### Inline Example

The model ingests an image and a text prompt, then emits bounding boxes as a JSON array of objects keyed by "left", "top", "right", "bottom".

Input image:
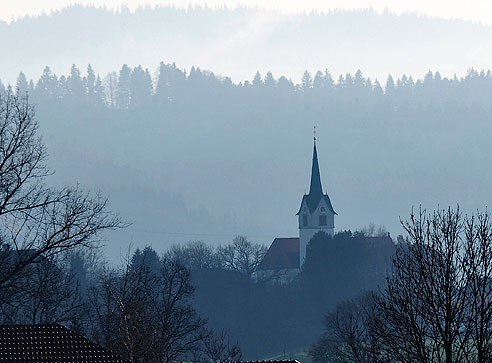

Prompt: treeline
[
  {"left": 1, "top": 238, "right": 261, "bottom": 362},
  {"left": 6, "top": 63, "right": 492, "bottom": 112},
  {"left": 0, "top": 228, "right": 395, "bottom": 360},
  {"left": 3, "top": 4, "right": 491, "bottom": 97}
]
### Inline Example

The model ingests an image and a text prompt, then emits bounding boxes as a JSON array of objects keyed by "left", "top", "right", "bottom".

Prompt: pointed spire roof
[
  {"left": 297, "top": 136, "right": 337, "bottom": 216},
  {"left": 309, "top": 141, "right": 323, "bottom": 196}
]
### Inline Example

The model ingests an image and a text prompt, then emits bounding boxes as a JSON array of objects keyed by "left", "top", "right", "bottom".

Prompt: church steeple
[
  {"left": 309, "top": 141, "right": 323, "bottom": 196},
  {"left": 298, "top": 133, "right": 336, "bottom": 266}
]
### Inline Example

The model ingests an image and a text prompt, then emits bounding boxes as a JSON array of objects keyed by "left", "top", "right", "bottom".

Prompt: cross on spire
[{"left": 313, "top": 125, "right": 317, "bottom": 142}]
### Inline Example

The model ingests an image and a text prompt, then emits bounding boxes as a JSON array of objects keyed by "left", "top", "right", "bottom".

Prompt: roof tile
[{"left": 0, "top": 324, "right": 129, "bottom": 363}]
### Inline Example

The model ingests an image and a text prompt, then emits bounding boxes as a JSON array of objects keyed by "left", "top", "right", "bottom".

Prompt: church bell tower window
[
  {"left": 302, "top": 214, "right": 308, "bottom": 227},
  {"left": 319, "top": 215, "right": 327, "bottom": 226}
]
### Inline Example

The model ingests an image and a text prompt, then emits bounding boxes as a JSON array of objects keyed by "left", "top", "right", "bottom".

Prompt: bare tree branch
[{"left": 0, "top": 89, "right": 124, "bottom": 292}]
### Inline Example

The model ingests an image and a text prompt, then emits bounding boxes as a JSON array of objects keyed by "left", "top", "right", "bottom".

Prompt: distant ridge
[{"left": 1, "top": 5, "right": 491, "bottom": 84}]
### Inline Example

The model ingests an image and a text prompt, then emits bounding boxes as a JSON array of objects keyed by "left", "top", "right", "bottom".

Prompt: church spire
[{"left": 309, "top": 138, "right": 323, "bottom": 196}]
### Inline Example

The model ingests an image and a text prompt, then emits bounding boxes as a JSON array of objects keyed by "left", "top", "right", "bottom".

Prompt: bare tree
[
  {"left": 198, "top": 329, "right": 242, "bottom": 363},
  {"left": 353, "top": 223, "right": 388, "bottom": 237},
  {"left": 89, "top": 249, "right": 208, "bottom": 363},
  {"left": 1, "top": 256, "right": 83, "bottom": 324},
  {"left": 165, "top": 240, "right": 220, "bottom": 271},
  {"left": 87, "top": 267, "right": 121, "bottom": 353},
  {"left": 218, "top": 235, "right": 267, "bottom": 283},
  {"left": 0, "top": 90, "right": 122, "bottom": 293},
  {"left": 371, "top": 207, "right": 471, "bottom": 363},
  {"left": 310, "top": 293, "right": 383, "bottom": 363},
  {"left": 464, "top": 211, "right": 492, "bottom": 363},
  {"left": 314, "top": 207, "right": 492, "bottom": 363}
]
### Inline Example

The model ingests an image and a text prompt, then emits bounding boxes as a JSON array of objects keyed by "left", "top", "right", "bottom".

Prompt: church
[{"left": 256, "top": 137, "right": 337, "bottom": 282}]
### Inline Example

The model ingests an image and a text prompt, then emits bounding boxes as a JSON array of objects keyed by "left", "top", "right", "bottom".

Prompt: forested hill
[
  {"left": 1, "top": 5, "right": 492, "bottom": 84},
  {"left": 3, "top": 65, "right": 492, "bottom": 259}
]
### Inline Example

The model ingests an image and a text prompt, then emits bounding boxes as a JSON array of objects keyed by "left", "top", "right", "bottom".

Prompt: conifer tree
[
  {"left": 252, "top": 71, "right": 263, "bottom": 88},
  {"left": 264, "top": 71, "right": 276, "bottom": 89},
  {"left": 68, "top": 64, "right": 85, "bottom": 99},
  {"left": 94, "top": 75, "right": 105, "bottom": 107},
  {"left": 129, "top": 65, "right": 153, "bottom": 108},
  {"left": 16, "top": 72, "right": 29, "bottom": 97},
  {"left": 313, "top": 71, "right": 324, "bottom": 89},
  {"left": 324, "top": 69, "right": 334, "bottom": 88},
  {"left": 373, "top": 79, "right": 383, "bottom": 96},
  {"left": 385, "top": 74, "right": 395, "bottom": 96},
  {"left": 116, "top": 64, "right": 131, "bottom": 109},
  {"left": 103, "top": 72, "right": 118, "bottom": 108},
  {"left": 35, "top": 66, "right": 58, "bottom": 99},
  {"left": 155, "top": 62, "right": 185, "bottom": 104},
  {"left": 86, "top": 64, "right": 96, "bottom": 103},
  {"left": 301, "top": 70, "right": 313, "bottom": 91}
]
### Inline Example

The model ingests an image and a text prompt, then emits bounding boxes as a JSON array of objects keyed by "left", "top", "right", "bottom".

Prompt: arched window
[
  {"left": 302, "top": 214, "right": 308, "bottom": 227},
  {"left": 319, "top": 215, "right": 327, "bottom": 226}
]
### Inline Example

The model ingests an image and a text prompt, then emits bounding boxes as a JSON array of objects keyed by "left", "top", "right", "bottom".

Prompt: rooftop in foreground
[{"left": 0, "top": 324, "right": 129, "bottom": 363}]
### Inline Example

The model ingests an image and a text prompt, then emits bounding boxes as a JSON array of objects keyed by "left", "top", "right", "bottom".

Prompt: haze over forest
[
  {"left": 2, "top": 5, "right": 492, "bottom": 260},
  {"left": 2, "top": 5, "right": 492, "bottom": 84}
]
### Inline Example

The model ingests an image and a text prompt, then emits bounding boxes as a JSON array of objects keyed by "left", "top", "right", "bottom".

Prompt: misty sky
[{"left": 3, "top": 0, "right": 492, "bottom": 25}]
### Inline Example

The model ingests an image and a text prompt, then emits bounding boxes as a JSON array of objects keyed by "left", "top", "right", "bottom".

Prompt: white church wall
[{"left": 298, "top": 198, "right": 335, "bottom": 265}]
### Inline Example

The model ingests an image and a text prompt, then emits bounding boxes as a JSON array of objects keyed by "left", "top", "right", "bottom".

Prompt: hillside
[
  {"left": 2, "top": 5, "right": 492, "bottom": 84},
  {"left": 3, "top": 61, "right": 492, "bottom": 260}
]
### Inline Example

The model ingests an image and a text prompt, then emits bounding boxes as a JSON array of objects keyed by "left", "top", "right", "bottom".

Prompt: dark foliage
[{"left": 302, "top": 231, "right": 395, "bottom": 309}]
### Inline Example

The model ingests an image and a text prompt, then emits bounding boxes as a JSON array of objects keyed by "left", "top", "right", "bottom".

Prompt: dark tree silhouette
[
  {"left": 88, "top": 248, "right": 210, "bottom": 363},
  {"left": 310, "top": 293, "right": 381, "bottom": 363},
  {"left": 371, "top": 208, "right": 470, "bottom": 363},
  {"left": 217, "top": 235, "right": 267, "bottom": 283},
  {"left": 165, "top": 241, "right": 219, "bottom": 271},
  {"left": 199, "top": 329, "right": 242, "bottom": 363},
  {"left": 2, "top": 256, "right": 83, "bottom": 325}
]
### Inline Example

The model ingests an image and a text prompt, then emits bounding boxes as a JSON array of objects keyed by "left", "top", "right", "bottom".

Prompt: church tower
[{"left": 297, "top": 137, "right": 336, "bottom": 266}]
